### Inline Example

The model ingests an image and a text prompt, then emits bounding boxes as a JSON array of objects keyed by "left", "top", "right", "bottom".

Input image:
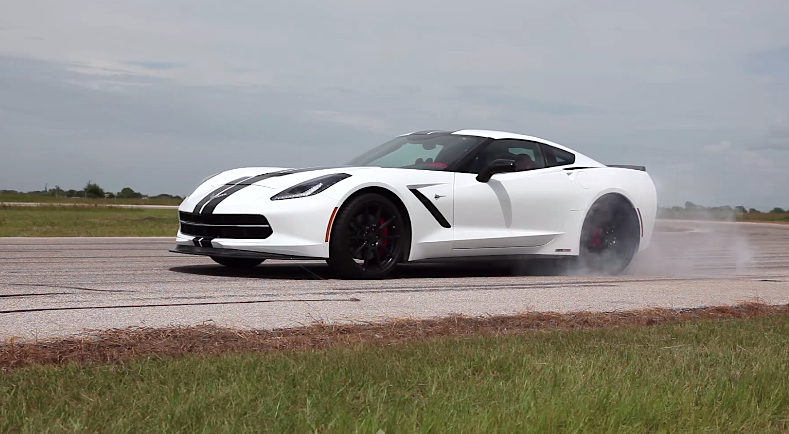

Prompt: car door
[{"left": 452, "top": 139, "right": 575, "bottom": 250}]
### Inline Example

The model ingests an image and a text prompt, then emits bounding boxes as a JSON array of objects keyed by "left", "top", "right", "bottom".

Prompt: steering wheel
[{"left": 410, "top": 157, "right": 448, "bottom": 169}]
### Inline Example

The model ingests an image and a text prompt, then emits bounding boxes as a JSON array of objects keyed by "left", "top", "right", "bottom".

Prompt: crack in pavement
[
  {"left": 0, "top": 292, "right": 72, "bottom": 298},
  {"left": 0, "top": 297, "right": 362, "bottom": 314},
  {"left": 5, "top": 283, "right": 132, "bottom": 293}
]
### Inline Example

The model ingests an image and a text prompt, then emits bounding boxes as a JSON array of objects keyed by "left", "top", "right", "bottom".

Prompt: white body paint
[{"left": 175, "top": 130, "right": 657, "bottom": 263}]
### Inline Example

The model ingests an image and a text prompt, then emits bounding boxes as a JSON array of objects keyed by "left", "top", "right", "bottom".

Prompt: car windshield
[{"left": 346, "top": 134, "right": 485, "bottom": 170}]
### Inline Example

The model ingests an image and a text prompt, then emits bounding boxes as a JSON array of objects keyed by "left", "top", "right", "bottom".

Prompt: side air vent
[{"left": 408, "top": 189, "right": 451, "bottom": 228}]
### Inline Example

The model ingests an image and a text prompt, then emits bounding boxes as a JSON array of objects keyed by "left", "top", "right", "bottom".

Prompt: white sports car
[{"left": 171, "top": 129, "right": 657, "bottom": 279}]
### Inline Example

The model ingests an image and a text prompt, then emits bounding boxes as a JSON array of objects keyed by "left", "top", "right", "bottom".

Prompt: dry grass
[{"left": 3, "top": 302, "right": 787, "bottom": 370}]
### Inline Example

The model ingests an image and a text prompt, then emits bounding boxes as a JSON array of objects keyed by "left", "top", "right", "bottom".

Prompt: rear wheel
[
  {"left": 327, "top": 193, "right": 407, "bottom": 279},
  {"left": 210, "top": 257, "right": 265, "bottom": 268},
  {"left": 575, "top": 195, "right": 641, "bottom": 275}
]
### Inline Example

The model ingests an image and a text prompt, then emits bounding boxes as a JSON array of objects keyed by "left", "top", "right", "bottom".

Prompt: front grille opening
[{"left": 179, "top": 212, "right": 273, "bottom": 239}]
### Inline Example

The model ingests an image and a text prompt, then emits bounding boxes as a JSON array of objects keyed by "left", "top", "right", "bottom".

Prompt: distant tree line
[
  {"left": 658, "top": 201, "right": 788, "bottom": 220},
  {"left": 0, "top": 181, "right": 183, "bottom": 201},
  {"left": 2, "top": 184, "right": 786, "bottom": 217}
]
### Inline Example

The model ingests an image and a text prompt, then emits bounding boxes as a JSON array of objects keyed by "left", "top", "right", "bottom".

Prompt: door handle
[{"left": 434, "top": 194, "right": 446, "bottom": 200}]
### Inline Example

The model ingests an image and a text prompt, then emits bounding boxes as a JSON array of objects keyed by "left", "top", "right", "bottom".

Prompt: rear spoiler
[{"left": 607, "top": 164, "right": 646, "bottom": 172}]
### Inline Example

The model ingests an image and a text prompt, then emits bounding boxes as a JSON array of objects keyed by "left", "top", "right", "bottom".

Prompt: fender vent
[{"left": 408, "top": 189, "right": 451, "bottom": 228}]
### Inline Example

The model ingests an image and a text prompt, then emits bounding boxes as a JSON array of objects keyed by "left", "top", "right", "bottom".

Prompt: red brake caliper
[{"left": 591, "top": 227, "right": 603, "bottom": 248}]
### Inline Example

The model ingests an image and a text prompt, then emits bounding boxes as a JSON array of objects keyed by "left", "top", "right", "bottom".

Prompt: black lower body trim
[
  {"left": 409, "top": 188, "right": 451, "bottom": 228},
  {"left": 170, "top": 244, "right": 320, "bottom": 261}
]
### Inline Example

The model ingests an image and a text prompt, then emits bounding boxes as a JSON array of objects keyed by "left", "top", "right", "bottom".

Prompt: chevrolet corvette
[{"left": 170, "top": 129, "right": 657, "bottom": 279}]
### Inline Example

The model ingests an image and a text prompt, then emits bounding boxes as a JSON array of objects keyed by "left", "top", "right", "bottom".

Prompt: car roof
[
  {"left": 451, "top": 129, "right": 574, "bottom": 152},
  {"left": 398, "top": 129, "right": 600, "bottom": 165}
]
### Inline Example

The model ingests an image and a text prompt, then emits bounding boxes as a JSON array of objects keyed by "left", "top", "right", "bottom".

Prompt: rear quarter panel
[{"left": 570, "top": 167, "right": 657, "bottom": 251}]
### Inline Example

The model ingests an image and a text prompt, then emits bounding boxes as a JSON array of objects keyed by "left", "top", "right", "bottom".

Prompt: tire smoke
[{"left": 626, "top": 216, "right": 757, "bottom": 277}]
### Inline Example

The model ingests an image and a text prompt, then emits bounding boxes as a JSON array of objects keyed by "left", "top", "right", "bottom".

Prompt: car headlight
[{"left": 270, "top": 173, "right": 351, "bottom": 201}]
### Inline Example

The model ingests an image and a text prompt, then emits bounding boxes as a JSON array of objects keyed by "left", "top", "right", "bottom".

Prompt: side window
[
  {"left": 468, "top": 139, "right": 546, "bottom": 173},
  {"left": 541, "top": 144, "right": 576, "bottom": 167}
]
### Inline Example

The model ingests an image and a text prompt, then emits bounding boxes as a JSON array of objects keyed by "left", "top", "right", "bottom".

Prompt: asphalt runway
[{"left": 2, "top": 220, "right": 788, "bottom": 340}]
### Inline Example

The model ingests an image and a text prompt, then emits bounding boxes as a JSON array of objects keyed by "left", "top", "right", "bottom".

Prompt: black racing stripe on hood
[
  {"left": 192, "top": 176, "right": 251, "bottom": 214},
  {"left": 231, "top": 166, "right": 347, "bottom": 185},
  {"left": 198, "top": 166, "right": 346, "bottom": 215}
]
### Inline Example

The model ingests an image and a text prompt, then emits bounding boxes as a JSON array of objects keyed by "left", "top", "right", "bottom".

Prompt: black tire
[
  {"left": 210, "top": 256, "right": 265, "bottom": 268},
  {"left": 575, "top": 195, "right": 641, "bottom": 275},
  {"left": 327, "top": 192, "right": 408, "bottom": 279}
]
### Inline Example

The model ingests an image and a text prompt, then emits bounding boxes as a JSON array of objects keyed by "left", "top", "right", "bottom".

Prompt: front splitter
[{"left": 170, "top": 244, "right": 320, "bottom": 261}]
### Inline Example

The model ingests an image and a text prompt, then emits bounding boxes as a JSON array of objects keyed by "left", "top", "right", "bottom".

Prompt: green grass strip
[
  {"left": 2, "top": 316, "right": 789, "bottom": 433},
  {"left": 0, "top": 206, "right": 178, "bottom": 237}
]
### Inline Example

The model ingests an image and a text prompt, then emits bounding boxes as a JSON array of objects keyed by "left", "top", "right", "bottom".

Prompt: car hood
[{"left": 201, "top": 166, "right": 378, "bottom": 191}]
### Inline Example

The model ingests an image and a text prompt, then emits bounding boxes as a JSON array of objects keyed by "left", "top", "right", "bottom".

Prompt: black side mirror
[{"left": 476, "top": 159, "right": 517, "bottom": 183}]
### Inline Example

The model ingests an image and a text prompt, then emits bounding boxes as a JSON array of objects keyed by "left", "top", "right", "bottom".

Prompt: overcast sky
[{"left": 1, "top": 1, "right": 788, "bottom": 209}]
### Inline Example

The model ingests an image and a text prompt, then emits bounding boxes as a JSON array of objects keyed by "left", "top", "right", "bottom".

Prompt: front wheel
[
  {"left": 210, "top": 256, "right": 265, "bottom": 268},
  {"left": 327, "top": 193, "right": 408, "bottom": 279}
]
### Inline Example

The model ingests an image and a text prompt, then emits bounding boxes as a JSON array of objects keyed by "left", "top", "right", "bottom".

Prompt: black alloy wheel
[
  {"left": 576, "top": 195, "right": 640, "bottom": 275},
  {"left": 210, "top": 256, "right": 265, "bottom": 268},
  {"left": 328, "top": 193, "right": 407, "bottom": 279}
]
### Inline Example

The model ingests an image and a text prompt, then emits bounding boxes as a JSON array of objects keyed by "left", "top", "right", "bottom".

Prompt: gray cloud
[
  {"left": 743, "top": 121, "right": 789, "bottom": 151},
  {"left": 745, "top": 46, "right": 789, "bottom": 79},
  {"left": 0, "top": 56, "right": 391, "bottom": 195},
  {"left": 455, "top": 85, "right": 600, "bottom": 116},
  {"left": 0, "top": 0, "right": 788, "bottom": 209},
  {"left": 763, "top": 122, "right": 789, "bottom": 150},
  {"left": 126, "top": 61, "right": 185, "bottom": 70}
]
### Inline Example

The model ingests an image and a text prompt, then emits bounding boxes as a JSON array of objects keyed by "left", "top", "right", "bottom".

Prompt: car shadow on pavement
[{"left": 168, "top": 259, "right": 566, "bottom": 280}]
